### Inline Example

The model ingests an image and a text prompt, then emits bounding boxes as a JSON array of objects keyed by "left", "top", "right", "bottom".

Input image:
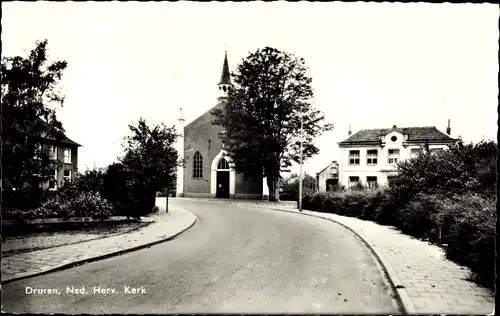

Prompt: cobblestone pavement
[
  {"left": 1, "top": 205, "right": 196, "bottom": 284},
  {"left": 184, "top": 198, "right": 495, "bottom": 314}
]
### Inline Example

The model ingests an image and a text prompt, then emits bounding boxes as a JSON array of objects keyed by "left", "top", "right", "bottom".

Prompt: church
[{"left": 175, "top": 52, "right": 269, "bottom": 199}]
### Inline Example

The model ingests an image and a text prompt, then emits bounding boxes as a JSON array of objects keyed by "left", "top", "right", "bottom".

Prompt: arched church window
[
  {"left": 223, "top": 86, "right": 227, "bottom": 92},
  {"left": 217, "top": 158, "right": 229, "bottom": 170},
  {"left": 193, "top": 151, "right": 203, "bottom": 179}
]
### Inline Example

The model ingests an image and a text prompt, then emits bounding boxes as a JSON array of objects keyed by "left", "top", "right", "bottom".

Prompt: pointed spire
[{"left": 219, "top": 51, "right": 232, "bottom": 85}]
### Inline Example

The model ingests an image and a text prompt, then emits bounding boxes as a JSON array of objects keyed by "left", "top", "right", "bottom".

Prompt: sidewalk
[
  {"left": 190, "top": 198, "right": 495, "bottom": 314},
  {"left": 1, "top": 205, "right": 197, "bottom": 284}
]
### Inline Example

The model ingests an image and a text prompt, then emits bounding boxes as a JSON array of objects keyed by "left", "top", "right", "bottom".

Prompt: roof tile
[{"left": 340, "top": 126, "right": 455, "bottom": 144}]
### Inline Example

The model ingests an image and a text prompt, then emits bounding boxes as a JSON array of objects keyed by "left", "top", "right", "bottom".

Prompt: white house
[
  {"left": 337, "top": 122, "right": 458, "bottom": 188},
  {"left": 316, "top": 161, "right": 339, "bottom": 192}
]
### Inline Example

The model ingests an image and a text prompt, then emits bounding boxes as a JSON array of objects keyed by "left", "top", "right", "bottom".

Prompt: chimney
[
  {"left": 446, "top": 119, "right": 451, "bottom": 135},
  {"left": 392, "top": 125, "right": 397, "bottom": 129},
  {"left": 348, "top": 124, "right": 352, "bottom": 136}
]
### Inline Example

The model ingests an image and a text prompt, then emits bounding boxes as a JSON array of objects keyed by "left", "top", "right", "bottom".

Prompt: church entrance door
[{"left": 216, "top": 171, "right": 230, "bottom": 198}]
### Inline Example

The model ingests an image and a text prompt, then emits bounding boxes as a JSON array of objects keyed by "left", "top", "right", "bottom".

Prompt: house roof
[
  {"left": 339, "top": 126, "right": 456, "bottom": 144},
  {"left": 3, "top": 105, "right": 81, "bottom": 147},
  {"left": 317, "top": 161, "right": 339, "bottom": 175},
  {"left": 35, "top": 118, "right": 81, "bottom": 147}
]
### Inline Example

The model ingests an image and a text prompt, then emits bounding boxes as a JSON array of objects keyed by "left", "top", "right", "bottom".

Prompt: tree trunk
[
  {"left": 266, "top": 166, "right": 280, "bottom": 202},
  {"left": 266, "top": 176, "right": 276, "bottom": 201}
]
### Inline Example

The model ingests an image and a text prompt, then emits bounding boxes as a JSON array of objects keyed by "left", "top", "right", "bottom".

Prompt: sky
[{"left": 2, "top": 2, "right": 498, "bottom": 176}]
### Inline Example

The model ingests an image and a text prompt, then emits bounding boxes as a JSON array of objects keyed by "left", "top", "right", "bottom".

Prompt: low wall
[{"left": 1, "top": 217, "right": 142, "bottom": 237}]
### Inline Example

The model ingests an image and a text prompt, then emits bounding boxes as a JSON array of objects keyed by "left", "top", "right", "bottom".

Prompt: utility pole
[
  {"left": 165, "top": 184, "right": 169, "bottom": 213},
  {"left": 298, "top": 114, "right": 304, "bottom": 212}
]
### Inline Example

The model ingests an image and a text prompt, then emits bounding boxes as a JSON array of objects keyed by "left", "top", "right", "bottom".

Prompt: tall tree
[
  {"left": 119, "top": 118, "right": 181, "bottom": 215},
  {"left": 1, "top": 40, "right": 68, "bottom": 201},
  {"left": 212, "top": 47, "right": 333, "bottom": 201}
]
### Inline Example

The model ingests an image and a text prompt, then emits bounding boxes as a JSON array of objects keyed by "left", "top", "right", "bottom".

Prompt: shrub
[
  {"left": 389, "top": 140, "right": 497, "bottom": 199},
  {"left": 280, "top": 173, "right": 316, "bottom": 201},
  {"left": 433, "top": 193, "right": 496, "bottom": 288},
  {"left": 2, "top": 192, "right": 114, "bottom": 220},
  {"left": 39, "top": 195, "right": 71, "bottom": 218},
  {"left": 58, "top": 168, "right": 106, "bottom": 200},
  {"left": 394, "top": 193, "right": 443, "bottom": 239},
  {"left": 2, "top": 187, "right": 57, "bottom": 211},
  {"left": 341, "top": 190, "right": 377, "bottom": 217},
  {"left": 302, "top": 189, "right": 386, "bottom": 218},
  {"left": 66, "top": 192, "right": 115, "bottom": 220},
  {"left": 361, "top": 189, "right": 390, "bottom": 221},
  {"left": 302, "top": 194, "right": 312, "bottom": 209},
  {"left": 39, "top": 192, "right": 114, "bottom": 220},
  {"left": 350, "top": 182, "right": 366, "bottom": 191}
]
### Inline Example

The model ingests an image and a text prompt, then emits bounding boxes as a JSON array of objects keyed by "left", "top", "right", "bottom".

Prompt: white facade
[
  {"left": 317, "top": 161, "right": 339, "bottom": 192},
  {"left": 175, "top": 107, "right": 185, "bottom": 197},
  {"left": 338, "top": 129, "right": 454, "bottom": 188}
]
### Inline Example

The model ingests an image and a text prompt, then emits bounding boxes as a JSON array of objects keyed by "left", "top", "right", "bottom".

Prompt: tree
[
  {"left": 389, "top": 139, "right": 497, "bottom": 199},
  {"left": 280, "top": 172, "right": 317, "bottom": 201},
  {"left": 211, "top": 47, "right": 333, "bottom": 201},
  {"left": 1, "top": 40, "right": 68, "bottom": 207},
  {"left": 119, "top": 118, "right": 181, "bottom": 216}
]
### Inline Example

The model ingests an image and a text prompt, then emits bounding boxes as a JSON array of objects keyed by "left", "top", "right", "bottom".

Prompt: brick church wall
[{"left": 183, "top": 101, "right": 263, "bottom": 199}]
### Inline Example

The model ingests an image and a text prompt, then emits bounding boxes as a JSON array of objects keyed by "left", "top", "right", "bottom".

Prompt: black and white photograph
[{"left": 1, "top": 1, "right": 497, "bottom": 314}]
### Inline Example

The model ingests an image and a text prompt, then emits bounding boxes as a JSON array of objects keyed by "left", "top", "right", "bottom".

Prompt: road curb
[
  {"left": 1, "top": 210, "right": 197, "bottom": 285},
  {"left": 263, "top": 207, "right": 416, "bottom": 315}
]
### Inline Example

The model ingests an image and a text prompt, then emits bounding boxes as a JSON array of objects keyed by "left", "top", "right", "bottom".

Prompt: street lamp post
[{"left": 298, "top": 114, "right": 304, "bottom": 212}]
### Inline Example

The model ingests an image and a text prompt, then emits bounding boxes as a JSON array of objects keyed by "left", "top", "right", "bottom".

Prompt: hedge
[
  {"left": 2, "top": 191, "right": 115, "bottom": 220},
  {"left": 302, "top": 189, "right": 495, "bottom": 289}
]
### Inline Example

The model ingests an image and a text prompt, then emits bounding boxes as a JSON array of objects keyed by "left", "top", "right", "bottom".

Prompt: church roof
[
  {"left": 218, "top": 52, "right": 232, "bottom": 85},
  {"left": 185, "top": 100, "right": 226, "bottom": 128},
  {"left": 339, "top": 126, "right": 456, "bottom": 145}
]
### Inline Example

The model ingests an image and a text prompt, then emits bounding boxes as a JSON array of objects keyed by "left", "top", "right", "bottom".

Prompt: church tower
[
  {"left": 217, "top": 51, "right": 233, "bottom": 101},
  {"left": 175, "top": 107, "right": 185, "bottom": 197}
]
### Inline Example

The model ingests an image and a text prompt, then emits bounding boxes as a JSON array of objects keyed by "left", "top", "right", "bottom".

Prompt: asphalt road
[{"left": 2, "top": 199, "right": 402, "bottom": 314}]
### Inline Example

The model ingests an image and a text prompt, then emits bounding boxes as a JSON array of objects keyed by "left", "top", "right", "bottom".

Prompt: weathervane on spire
[{"left": 224, "top": 43, "right": 228, "bottom": 53}]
